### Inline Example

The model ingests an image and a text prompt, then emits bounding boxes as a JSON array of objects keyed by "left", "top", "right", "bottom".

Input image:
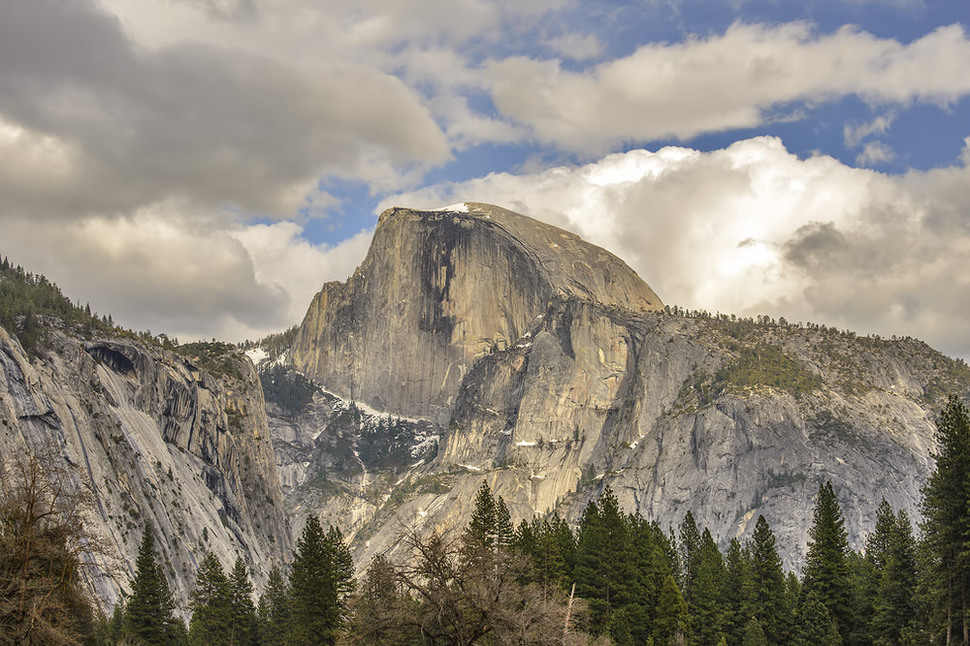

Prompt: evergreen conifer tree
[
  {"left": 920, "top": 395, "right": 970, "bottom": 644},
  {"left": 188, "top": 551, "right": 231, "bottom": 646},
  {"left": 872, "top": 509, "right": 918, "bottom": 645},
  {"left": 124, "top": 529, "right": 183, "bottom": 645},
  {"left": 690, "top": 529, "right": 726, "bottom": 645},
  {"left": 803, "top": 481, "right": 852, "bottom": 641},
  {"left": 256, "top": 566, "right": 290, "bottom": 646},
  {"left": 573, "top": 488, "right": 634, "bottom": 635},
  {"left": 748, "top": 515, "right": 789, "bottom": 644},
  {"left": 741, "top": 617, "right": 768, "bottom": 646},
  {"left": 793, "top": 589, "right": 842, "bottom": 646},
  {"left": 654, "top": 573, "right": 690, "bottom": 645},
  {"left": 679, "top": 511, "right": 703, "bottom": 603},
  {"left": 722, "top": 538, "right": 753, "bottom": 646},
  {"left": 228, "top": 557, "right": 256, "bottom": 646},
  {"left": 289, "top": 517, "right": 353, "bottom": 645}
]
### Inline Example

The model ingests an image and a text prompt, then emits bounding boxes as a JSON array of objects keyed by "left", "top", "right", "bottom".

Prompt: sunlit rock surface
[
  {"left": 0, "top": 326, "right": 291, "bottom": 610},
  {"left": 283, "top": 202, "right": 966, "bottom": 569}
]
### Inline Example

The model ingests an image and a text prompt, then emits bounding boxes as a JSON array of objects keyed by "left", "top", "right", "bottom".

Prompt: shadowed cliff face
[
  {"left": 0, "top": 327, "right": 291, "bottom": 611},
  {"left": 290, "top": 203, "right": 663, "bottom": 423},
  {"left": 281, "top": 202, "right": 968, "bottom": 570}
]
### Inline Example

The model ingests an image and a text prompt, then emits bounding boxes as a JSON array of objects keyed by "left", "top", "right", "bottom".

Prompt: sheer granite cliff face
[
  {"left": 0, "top": 326, "right": 290, "bottom": 610},
  {"left": 282, "top": 203, "right": 967, "bottom": 569},
  {"left": 290, "top": 203, "right": 662, "bottom": 424}
]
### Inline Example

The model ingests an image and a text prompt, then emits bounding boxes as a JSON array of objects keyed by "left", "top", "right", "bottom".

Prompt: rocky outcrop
[
  {"left": 0, "top": 325, "right": 291, "bottom": 611},
  {"left": 290, "top": 203, "right": 662, "bottom": 424},
  {"left": 282, "top": 203, "right": 968, "bottom": 569}
]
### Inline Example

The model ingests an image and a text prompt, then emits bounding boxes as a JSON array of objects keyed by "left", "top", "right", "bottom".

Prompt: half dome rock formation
[
  {"left": 281, "top": 202, "right": 968, "bottom": 569},
  {"left": 290, "top": 203, "right": 663, "bottom": 423}
]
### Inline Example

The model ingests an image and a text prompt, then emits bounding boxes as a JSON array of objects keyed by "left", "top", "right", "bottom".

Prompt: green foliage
[
  {"left": 793, "top": 590, "right": 842, "bottom": 646},
  {"left": 0, "top": 256, "right": 112, "bottom": 352},
  {"left": 741, "top": 617, "right": 768, "bottom": 646},
  {"left": 919, "top": 395, "right": 970, "bottom": 643},
  {"left": 259, "top": 364, "right": 318, "bottom": 417},
  {"left": 188, "top": 552, "right": 232, "bottom": 646},
  {"left": 748, "top": 515, "right": 790, "bottom": 644},
  {"left": 802, "top": 482, "right": 852, "bottom": 642},
  {"left": 715, "top": 343, "right": 822, "bottom": 396},
  {"left": 256, "top": 567, "right": 290, "bottom": 646},
  {"left": 176, "top": 342, "right": 246, "bottom": 381},
  {"left": 654, "top": 573, "right": 690, "bottom": 645},
  {"left": 289, "top": 517, "right": 354, "bottom": 645},
  {"left": 124, "top": 529, "right": 184, "bottom": 645},
  {"left": 465, "top": 482, "right": 514, "bottom": 550},
  {"left": 690, "top": 529, "right": 726, "bottom": 645},
  {"left": 228, "top": 558, "right": 256, "bottom": 646},
  {"left": 573, "top": 487, "right": 635, "bottom": 635}
]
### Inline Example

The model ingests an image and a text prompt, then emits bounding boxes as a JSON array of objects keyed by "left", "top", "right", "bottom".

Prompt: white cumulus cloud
[
  {"left": 382, "top": 136, "right": 970, "bottom": 358},
  {"left": 487, "top": 22, "right": 970, "bottom": 154}
]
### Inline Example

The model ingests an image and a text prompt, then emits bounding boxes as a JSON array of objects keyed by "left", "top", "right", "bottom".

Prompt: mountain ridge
[{"left": 280, "top": 203, "right": 968, "bottom": 570}]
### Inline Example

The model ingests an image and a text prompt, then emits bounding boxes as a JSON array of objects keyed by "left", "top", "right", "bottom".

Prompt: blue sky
[{"left": 1, "top": 0, "right": 970, "bottom": 357}]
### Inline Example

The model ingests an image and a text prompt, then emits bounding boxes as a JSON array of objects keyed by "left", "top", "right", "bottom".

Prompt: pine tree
[
  {"left": 722, "top": 538, "right": 753, "bottom": 646},
  {"left": 872, "top": 509, "right": 918, "bottom": 645},
  {"left": 920, "top": 395, "right": 970, "bottom": 644},
  {"left": 188, "top": 551, "right": 231, "bottom": 646},
  {"left": 680, "top": 511, "right": 703, "bottom": 603},
  {"left": 629, "top": 515, "right": 676, "bottom": 643},
  {"left": 748, "top": 515, "right": 789, "bottom": 644},
  {"left": 466, "top": 481, "right": 513, "bottom": 550},
  {"left": 654, "top": 573, "right": 690, "bottom": 645},
  {"left": 289, "top": 517, "right": 353, "bottom": 645},
  {"left": 793, "top": 590, "right": 842, "bottom": 646},
  {"left": 228, "top": 557, "right": 256, "bottom": 646},
  {"left": 256, "top": 566, "right": 290, "bottom": 646},
  {"left": 802, "top": 481, "right": 852, "bottom": 641},
  {"left": 741, "top": 617, "right": 768, "bottom": 646},
  {"left": 573, "top": 487, "right": 634, "bottom": 635},
  {"left": 344, "top": 554, "right": 419, "bottom": 644},
  {"left": 690, "top": 528, "right": 726, "bottom": 645},
  {"left": 124, "top": 528, "right": 183, "bottom": 645}
]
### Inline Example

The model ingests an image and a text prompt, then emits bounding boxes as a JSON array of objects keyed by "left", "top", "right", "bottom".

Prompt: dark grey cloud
[
  {"left": 0, "top": 0, "right": 450, "bottom": 220},
  {"left": 784, "top": 222, "right": 851, "bottom": 272}
]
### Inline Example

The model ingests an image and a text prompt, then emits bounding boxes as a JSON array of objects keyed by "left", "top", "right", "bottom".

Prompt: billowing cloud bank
[{"left": 384, "top": 137, "right": 970, "bottom": 359}]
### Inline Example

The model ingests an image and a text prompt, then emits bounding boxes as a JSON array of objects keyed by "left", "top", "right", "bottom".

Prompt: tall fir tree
[
  {"left": 289, "top": 517, "right": 354, "bottom": 645},
  {"left": 920, "top": 395, "right": 970, "bottom": 645},
  {"left": 722, "top": 538, "right": 753, "bottom": 646},
  {"left": 690, "top": 528, "right": 726, "bottom": 646},
  {"left": 124, "top": 528, "right": 183, "bottom": 645},
  {"left": 872, "top": 509, "right": 918, "bottom": 645},
  {"left": 188, "top": 551, "right": 232, "bottom": 646},
  {"left": 802, "top": 481, "right": 853, "bottom": 642},
  {"left": 256, "top": 566, "right": 290, "bottom": 646},
  {"left": 748, "top": 515, "right": 789, "bottom": 644},
  {"left": 793, "top": 589, "right": 842, "bottom": 646},
  {"left": 654, "top": 573, "right": 690, "bottom": 645},
  {"left": 228, "top": 557, "right": 256, "bottom": 646},
  {"left": 573, "top": 487, "right": 635, "bottom": 636},
  {"left": 680, "top": 511, "right": 703, "bottom": 604}
]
